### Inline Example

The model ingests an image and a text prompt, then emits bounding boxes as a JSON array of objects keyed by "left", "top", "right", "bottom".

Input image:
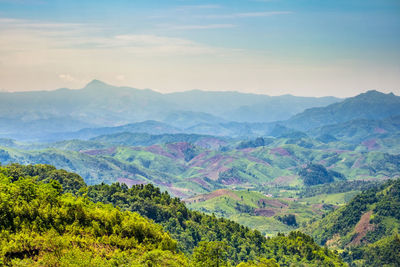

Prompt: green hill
[
  {"left": 304, "top": 178, "right": 400, "bottom": 266},
  {"left": 0, "top": 166, "right": 185, "bottom": 266},
  {"left": 0, "top": 163, "right": 346, "bottom": 266},
  {"left": 309, "top": 116, "right": 400, "bottom": 144},
  {"left": 1, "top": 135, "right": 400, "bottom": 197}
]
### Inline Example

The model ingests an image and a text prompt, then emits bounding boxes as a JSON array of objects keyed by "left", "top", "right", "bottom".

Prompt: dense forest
[{"left": 0, "top": 163, "right": 345, "bottom": 266}]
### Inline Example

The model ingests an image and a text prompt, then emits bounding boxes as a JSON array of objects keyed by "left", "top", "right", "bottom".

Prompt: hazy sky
[{"left": 0, "top": 0, "right": 399, "bottom": 97}]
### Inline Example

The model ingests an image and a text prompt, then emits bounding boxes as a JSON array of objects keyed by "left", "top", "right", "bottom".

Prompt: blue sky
[{"left": 0, "top": 0, "right": 399, "bottom": 96}]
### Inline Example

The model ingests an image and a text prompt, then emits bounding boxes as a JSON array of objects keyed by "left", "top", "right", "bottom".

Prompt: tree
[{"left": 191, "top": 241, "right": 229, "bottom": 267}]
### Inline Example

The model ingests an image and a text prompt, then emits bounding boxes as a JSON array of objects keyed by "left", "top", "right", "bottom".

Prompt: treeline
[
  {"left": 0, "top": 167, "right": 185, "bottom": 266},
  {"left": 299, "top": 163, "right": 345, "bottom": 186},
  {"left": 298, "top": 180, "right": 382, "bottom": 198},
  {"left": 0, "top": 163, "right": 345, "bottom": 266}
]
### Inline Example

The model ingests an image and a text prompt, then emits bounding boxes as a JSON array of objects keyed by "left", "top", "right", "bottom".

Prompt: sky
[{"left": 0, "top": 0, "right": 399, "bottom": 97}]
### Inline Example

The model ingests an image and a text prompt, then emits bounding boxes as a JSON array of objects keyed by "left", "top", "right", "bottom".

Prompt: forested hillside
[
  {"left": 0, "top": 166, "right": 185, "bottom": 266},
  {"left": 304, "top": 178, "right": 400, "bottom": 266},
  {"left": 0, "top": 163, "right": 345, "bottom": 266}
]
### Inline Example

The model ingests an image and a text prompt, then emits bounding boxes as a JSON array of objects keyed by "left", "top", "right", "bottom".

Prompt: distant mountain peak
[
  {"left": 285, "top": 90, "right": 400, "bottom": 131},
  {"left": 358, "top": 90, "right": 397, "bottom": 98},
  {"left": 84, "top": 79, "right": 111, "bottom": 90},
  {"left": 350, "top": 90, "right": 399, "bottom": 103}
]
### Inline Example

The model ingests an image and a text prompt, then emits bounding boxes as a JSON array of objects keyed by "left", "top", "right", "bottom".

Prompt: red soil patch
[
  {"left": 362, "top": 139, "right": 381, "bottom": 150},
  {"left": 374, "top": 127, "right": 387, "bottom": 134},
  {"left": 219, "top": 176, "right": 243, "bottom": 186},
  {"left": 259, "top": 199, "right": 288, "bottom": 208},
  {"left": 81, "top": 147, "right": 116, "bottom": 156},
  {"left": 240, "top": 147, "right": 257, "bottom": 153},
  {"left": 145, "top": 145, "right": 175, "bottom": 158},
  {"left": 254, "top": 208, "right": 276, "bottom": 217},
  {"left": 168, "top": 186, "right": 190, "bottom": 198},
  {"left": 190, "top": 177, "right": 210, "bottom": 189},
  {"left": 194, "top": 138, "right": 227, "bottom": 150},
  {"left": 185, "top": 189, "right": 240, "bottom": 203},
  {"left": 153, "top": 179, "right": 172, "bottom": 187},
  {"left": 166, "top": 142, "right": 194, "bottom": 159},
  {"left": 270, "top": 175, "right": 297, "bottom": 186},
  {"left": 351, "top": 156, "right": 365, "bottom": 169},
  {"left": 270, "top": 147, "right": 291, "bottom": 157},
  {"left": 144, "top": 142, "right": 196, "bottom": 161},
  {"left": 311, "top": 204, "right": 325, "bottom": 215},
  {"left": 117, "top": 178, "right": 147, "bottom": 187},
  {"left": 189, "top": 154, "right": 235, "bottom": 180},
  {"left": 242, "top": 154, "right": 271, "bottom": 166},
  {"left": 323, "top": 149, "right": 350, "bottom": 154},
  {"left": 349, "top": 211, "right": 375, "bottom": 246}
]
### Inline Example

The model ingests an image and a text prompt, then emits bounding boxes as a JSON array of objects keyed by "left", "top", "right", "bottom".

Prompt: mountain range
[{"left": 0, "top": 80, "right": 340, "bottom": 141}]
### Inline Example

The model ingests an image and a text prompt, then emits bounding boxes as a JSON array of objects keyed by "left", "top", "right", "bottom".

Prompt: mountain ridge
[{"left": 285, "top": 90, "right": 400, "bottom": 131}]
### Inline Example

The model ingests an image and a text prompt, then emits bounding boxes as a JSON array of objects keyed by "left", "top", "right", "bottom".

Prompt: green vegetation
[
  {"left": 299, "top": 163, "right": 336, "bottom": 186},
  {"left": 1, "top": 129, "right": 400, "bottom": 197},
  {"left": 0, "top": 163, "right": 346, "bottom": 266},
  {"left": 304, "top": 178, "right": 400, "bottom": 266},
  {"left": 1, "top": 88, "right": 400, "bottom": 265},
  {"left": 0, "top": 167, "right": 185, "bottom": 266},
  {"left": 297, "top": 180, "right": 382, "bottom": 198},
  {"left": 187, "top": 189, "right": 338, "bottom": 236}
]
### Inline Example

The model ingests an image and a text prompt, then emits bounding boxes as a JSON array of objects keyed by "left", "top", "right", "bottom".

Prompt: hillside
[
  {"left": 0, "top": 163, "right": 345, "bottom": 266},
  {"left": 0, "top": 165, "right": 186, "bottom": 266},
  {"left": 185, "top": 189, "right": 334, "bottom": 236},
  {"left": 1, "top": 134, "right": 400, "bottom": 197},
  {"left": 309, "top": 115, "right": 400, "bottom": 145},
  {"left": 285, "top": 90, "right": 400, "bottom": 131},
  {"left": 304, "top": 178, "right": 400, "bottom": 266}
]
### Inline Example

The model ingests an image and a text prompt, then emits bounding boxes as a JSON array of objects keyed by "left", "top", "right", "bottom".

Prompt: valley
[{"left": 0, "top": 83, "right": 399, "bottom": 266}]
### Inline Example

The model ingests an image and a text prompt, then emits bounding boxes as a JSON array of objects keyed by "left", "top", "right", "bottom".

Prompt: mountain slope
[
  {"left": 0, "top": 163, "right": 346, "bottom": 266},
  {"left": 0, "top": 165, "right": 185, "bottom": 266},
  {"left": 309, "top": 115, "right": 400, "bottom": 144},
  {"left": 285, "top": 90, "right": 400, "bottom": 130},
  {"left": 304, "top": 178, "right": 400, "bottom": 266}
]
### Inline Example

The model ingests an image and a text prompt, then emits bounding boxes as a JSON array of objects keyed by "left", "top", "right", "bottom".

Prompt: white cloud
[
  {"left": 58, "top": 74, "right": 78, "bottom": 82},
  {"left": 0, "top": 18, "right": 219, "bottom": 56}
]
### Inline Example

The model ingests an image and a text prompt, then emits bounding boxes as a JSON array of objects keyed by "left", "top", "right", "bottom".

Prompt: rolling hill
[
  {"left": 304, "top": 178, "right": 400, "bottom": 266},
  {"left": 1, "top": 133, "right": 399, "bottom": 198},
  {"left": 0, "top": 163, "right": 346, "bottom": 266}
]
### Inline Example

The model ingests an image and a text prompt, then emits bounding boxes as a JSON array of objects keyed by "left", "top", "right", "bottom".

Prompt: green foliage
[
  {"left": 263, "top": 232, "right": 345, "bottom": 266},
  {"left": 0, "top": 164, "right": 346, "bottom": 266},
  {"left": 299, "top": 163, "right": 336, "bottom": 186},
  {"left": 237, "top": 137, "right": 272, "bottom": 149},
  {"left": 86, "top": 182, "right": 345, "bottom": 266},
  {"left": 298, "top": 180, "right": 382, "bottom": 198},
  {"left": 0, "top": 168, "right": 184, "bottom": 266},
  {"left": 276, "top": 214, "right": 297, "bottom": 227},
  {"left": 87, "top": 183, "right": 267, "bottom": 263},
  {"left": 0, "top": 163, "right": 85, "bottom": 194},
  {"left": 236, "top": 258, "right": 279, "bottom": 267},
  {"left": 305, "top": 178, "right": 400, "bottom": 266},
  {"left": 191, "top": 241, "right": 229, "bottom": 267}
]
